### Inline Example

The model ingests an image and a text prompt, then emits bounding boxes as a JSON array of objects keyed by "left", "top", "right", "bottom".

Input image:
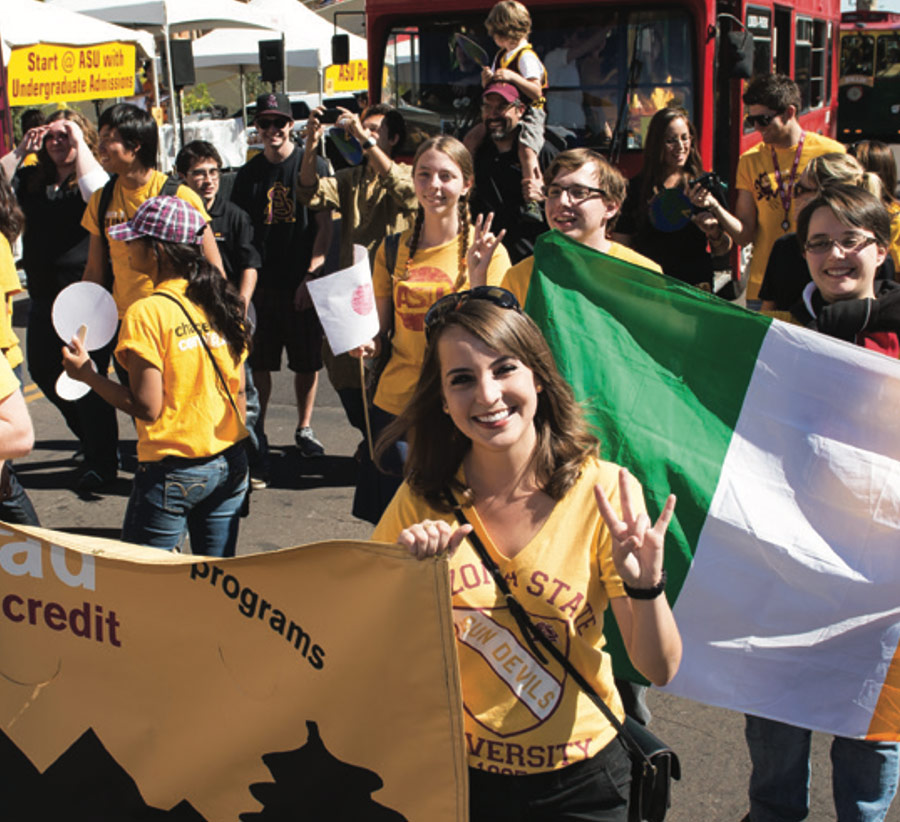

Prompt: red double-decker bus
[{"left": 363, "top": 0, "right": 840, "bottom": 185}]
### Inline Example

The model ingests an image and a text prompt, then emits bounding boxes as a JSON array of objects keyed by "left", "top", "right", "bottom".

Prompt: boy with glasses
[
  {"left": 694, "top": 74, "right": 844, "bottom": 305},
  {"left": 498, "top": 148, "right": 661, "bottom": 305},
  {"left": 231, "top": 93, "right": 333, "bottom": 479},
  {"left": 177, "top": 140, "right": 259, "bottom": 311}
]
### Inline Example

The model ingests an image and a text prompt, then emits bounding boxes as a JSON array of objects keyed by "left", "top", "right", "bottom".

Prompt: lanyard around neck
[{"left": 770, "top": 132, "right": 806, "bottom": 232}]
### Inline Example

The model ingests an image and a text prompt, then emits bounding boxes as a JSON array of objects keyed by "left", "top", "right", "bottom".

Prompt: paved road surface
[{"left": 10, "top": 294, "right": 898, "bottom": 822}]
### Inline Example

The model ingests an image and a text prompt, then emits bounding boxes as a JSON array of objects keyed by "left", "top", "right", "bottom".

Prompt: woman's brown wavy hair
[{"left": 377, "top": 297, "right": 598, "bottom": 512}]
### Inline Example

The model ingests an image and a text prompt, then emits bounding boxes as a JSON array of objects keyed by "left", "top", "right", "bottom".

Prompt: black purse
[{"left": 444, "top": 491, "right": 680, "bottom": 822}]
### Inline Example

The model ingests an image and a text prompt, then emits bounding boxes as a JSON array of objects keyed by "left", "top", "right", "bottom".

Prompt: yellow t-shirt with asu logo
[
  {"left": 736, "top": 132, "right": 845, "bottom": 301},
  {"left": 82, "top": 171, "right": 210, "bottom": 317},
  {"left": 374, "top": 457, "right": 639, "bottom": 774},
  {"left": 115, "top": 278, "right": 247, "bottom": 463},
  {"left": 371, "top": 227, "right": 511, "bottom": 416}
]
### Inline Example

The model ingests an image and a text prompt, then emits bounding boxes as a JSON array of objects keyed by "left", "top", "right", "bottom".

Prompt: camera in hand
[
  {"left": 688, "top": 171, "right": 728, "bottom": 210},
  {"left": 319, "top": 108, "right": 341, "bottom": 125}
]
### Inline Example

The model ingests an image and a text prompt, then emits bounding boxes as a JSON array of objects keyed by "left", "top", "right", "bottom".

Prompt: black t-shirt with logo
[{"left": 230, "top": 145, "right": 330, "bottom": 290}]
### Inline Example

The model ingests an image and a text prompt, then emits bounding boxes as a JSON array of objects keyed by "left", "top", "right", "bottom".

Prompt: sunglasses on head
[
  {"left": 424, "top": 287, "right": 520, "bottom": 341},
  {"left": 256, "top": 117, "right": 289, "bottom": 130},
  {"left": 744, "top": 112, "right": 780, "bottom": 128}
]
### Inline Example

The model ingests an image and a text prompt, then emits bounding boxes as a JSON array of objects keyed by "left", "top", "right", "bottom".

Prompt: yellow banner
[
  {"left": 324, "top": 59, "right": 369, "bottom": 94},
  {"left": 8, "top": 42, "right": 136, "bottom": 105},
  {"left": 0, "top": 523, "right": 467, "bottom": 820}
]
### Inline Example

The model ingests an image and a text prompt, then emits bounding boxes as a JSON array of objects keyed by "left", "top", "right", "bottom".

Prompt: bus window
[
  {"left": 876, "top": 34, "right": 900, "bottom": 77},
  {"left": 378, "top": 7, "right": 695, "bottom": 151},
  {"left": 746, "top": 7, "right": 772, "bottom": 76},
  {"left": 840, "top": 34, "right": 874, "bottom": 77},
  {"left": 810, "top": 20, "right": 828, "bottom": 107},
  {"left": 795, "top": 17, "right": 813, "bottom": 110}
]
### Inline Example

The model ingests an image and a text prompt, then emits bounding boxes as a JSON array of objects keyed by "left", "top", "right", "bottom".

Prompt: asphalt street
[{"left": 10, "top": 293, "right": 897, "bottom": 822}]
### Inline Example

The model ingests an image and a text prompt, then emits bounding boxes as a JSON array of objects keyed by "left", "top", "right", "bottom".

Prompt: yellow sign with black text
[
  {"left": 8, "top": 41, "right": 136, "bottom": 105},
  {"left": 324, "top": 59, "right": 369, "bottom": 94},
  {"left": 0, "top": 523, "right": 467, "bottom": 821}
]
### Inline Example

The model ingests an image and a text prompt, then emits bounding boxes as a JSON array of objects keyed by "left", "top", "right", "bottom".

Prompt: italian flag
[{"left": 526, "top": 231, "right": 900, "bottom": 742}]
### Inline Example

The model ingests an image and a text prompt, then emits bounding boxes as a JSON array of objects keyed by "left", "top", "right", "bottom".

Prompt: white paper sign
[{"left": 307, "top": 245, "right": 380, "bottom": 355}]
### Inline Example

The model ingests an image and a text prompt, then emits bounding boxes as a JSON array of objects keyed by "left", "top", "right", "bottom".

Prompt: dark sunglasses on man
[
  {"left": 744, "top": 112, "right": 781, "bottom": 128},
  {"left": 256, "top": 117, "right": 290, "bottom": 131}
]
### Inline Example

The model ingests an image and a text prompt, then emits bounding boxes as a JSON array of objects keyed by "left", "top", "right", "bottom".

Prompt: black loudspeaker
[
  {"left": 170, "top": 39, "right": 195, "bottom": 87},
  {"left": 332, "top": 34, "right": 350, "bottom": 66},
  {"left": 725, "top": 31, "right": 754, "bottom": 79},
  {"left": 259, "top": 39, "right": 285, "bottom": 83}
]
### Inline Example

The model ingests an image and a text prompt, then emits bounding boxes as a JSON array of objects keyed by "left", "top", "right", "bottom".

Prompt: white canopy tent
[
  {"left": 191, "top": 0, "right": 367, "bottom": 122},
  {"left": 1, "top": 0, "right": 156, "bottom": 62},
  {"left": 47, "top": 0, "right": 277, "bottom": 34},
  {"left": 47, "top": 0, "right": 277, "bottom": 146}
]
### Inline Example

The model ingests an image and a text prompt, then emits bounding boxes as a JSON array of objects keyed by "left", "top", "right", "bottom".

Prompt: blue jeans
[
  {"left": 0, "top": 464, "right": 40, "bottom": 527},
  {"left": 745, "top": 715, "right": 900, "bottom": 822},
  {"left": 122, "top": 443, "right": 248, "bottom": 557}
]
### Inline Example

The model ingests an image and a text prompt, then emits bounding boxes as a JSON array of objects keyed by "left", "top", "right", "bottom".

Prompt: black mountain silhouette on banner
[
  {"left": 1, "top": 727, "right": 207, "bottom": 820},
  {"left": 240, "top": 720, "right": 408, "bottom": 821}
]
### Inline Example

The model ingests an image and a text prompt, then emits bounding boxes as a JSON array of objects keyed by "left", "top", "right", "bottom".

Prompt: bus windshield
[
  {"left": 379, "top": 7, "right": 694, "bottom": 151},
  {"left": 840, "top": 33, "right": 874, "bottom": 77}
]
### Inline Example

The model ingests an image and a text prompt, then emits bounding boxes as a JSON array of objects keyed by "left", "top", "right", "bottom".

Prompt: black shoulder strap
[
  {"left": 97, "top": 174, "right": 118, "bottom": 291},
  {"left": 153, "top": 291, "right": 242, "bottom": 419},
  {"left": 161, "top": 174, "right": 183, "bottom": 197},
  {"left": 384, "top": 231, "right": 402, "bottom": 277},
  {"left": 442, "top": 488, "right": 652, "bottom": 771}
]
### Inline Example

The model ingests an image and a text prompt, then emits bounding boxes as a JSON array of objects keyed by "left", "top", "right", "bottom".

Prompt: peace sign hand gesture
[
  {"left": 466, "top": 212, "right": 507, "bottom": 288},
  {"left": 594, "top": 468, "right": 676, "bottom": 590}
]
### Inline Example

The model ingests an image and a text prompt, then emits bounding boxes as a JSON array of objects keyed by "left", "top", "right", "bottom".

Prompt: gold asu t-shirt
[
  {"left": 83, "top": 171, "right": 210, "bottom": 317},
  {"left": 374, "top": 457, "right": 640, "bottom": 774},
  {"left": 371, "top": 227, "right": 510, "bottom": 416}
]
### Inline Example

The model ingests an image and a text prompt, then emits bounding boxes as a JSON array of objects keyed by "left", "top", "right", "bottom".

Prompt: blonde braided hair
[{"left": 402, "top": 135, "right": 474, "bottom": 284}]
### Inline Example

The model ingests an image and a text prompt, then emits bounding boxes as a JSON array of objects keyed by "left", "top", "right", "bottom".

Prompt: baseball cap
[
  {"left": 483, "top": 82, "right": 521, "bottom": 104},
  {"left": 255, "top": 92, "right": 292, "bottom": 120},
  {"left": 106, "top": 196, "right": 207, "bottom": 245}
]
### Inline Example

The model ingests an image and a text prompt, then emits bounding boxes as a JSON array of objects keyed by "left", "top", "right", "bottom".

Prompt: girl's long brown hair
[
  {"left": 377, "top": 299, "right": 598, "bottom": 512},
  {"left": 637, "top": 106, "right": 703, "bottom": 230},
  {"left": 0, "top": 170, "right": 24, "bottom": 244}
]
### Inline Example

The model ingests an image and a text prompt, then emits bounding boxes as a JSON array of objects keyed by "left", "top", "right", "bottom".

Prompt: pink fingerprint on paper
[{"left": 351, "top": 283, "right": 375, "bottom": 315}]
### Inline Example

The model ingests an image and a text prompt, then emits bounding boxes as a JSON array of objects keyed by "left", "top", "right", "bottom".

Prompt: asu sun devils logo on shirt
[
  {"left": 265, "top": 182, "right": 296, "bottom": 225},
  {"left": 752, "top": 170, "right": 777, "bottom": 203},
  {"left": 454, "top": 607, "right": 569, "bottom": 736},
  {"left": 394, "top": 267, "right": 455, "bottom": 331}
]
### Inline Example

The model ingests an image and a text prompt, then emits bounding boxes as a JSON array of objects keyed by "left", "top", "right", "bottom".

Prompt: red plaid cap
[{"left": 107, "top": 196, "right": 207, "bottom": 245}]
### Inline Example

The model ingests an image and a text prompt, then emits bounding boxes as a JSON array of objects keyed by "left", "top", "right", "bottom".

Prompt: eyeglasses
[
  {"left": 744, "top": 112, "right": 780, "bottom": 128},
  {"left": 256, "top": 117, "right": 289, "bottom": 131},
  {"left": 424, "top": 286, "right": 520, "bottom": 340},
  {"left": 793, "top": 181, "right": 816, "bottom": 197},
  {"left": 544, "top": 184, "right": 607, "bottom": 202},
  {"left": 188, "top": 167, "right": 220, "bottom": 180},
  {"left": 804, "top": 233, "right": 877, "bottom": 255}
]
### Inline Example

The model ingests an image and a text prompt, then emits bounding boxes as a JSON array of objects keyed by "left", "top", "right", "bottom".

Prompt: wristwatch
[{"left": 362, "top": 136, "right": 378, "bottom": 151}]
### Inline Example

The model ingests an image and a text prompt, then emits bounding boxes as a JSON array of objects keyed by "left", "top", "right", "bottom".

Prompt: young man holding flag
[{"left": 495, "top": 148, "right": 661, "bottom": 304}]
